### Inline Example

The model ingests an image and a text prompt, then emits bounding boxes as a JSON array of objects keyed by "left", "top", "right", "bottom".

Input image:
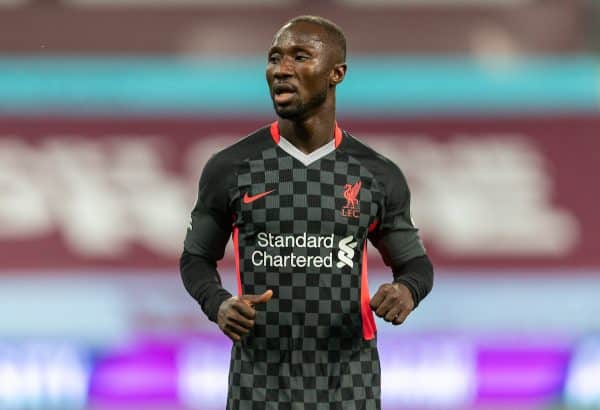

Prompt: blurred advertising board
[
  {"left": 0, "top": 115, "right": 597, "bottom": 270},
  {"left": 1, "top": 268, "right": 598, "bottom": 409},
  {"left": 0, "top": 333, "right": 588, "bottom": 410}
]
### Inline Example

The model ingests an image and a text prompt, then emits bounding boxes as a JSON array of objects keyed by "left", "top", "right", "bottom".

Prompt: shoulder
[
  {"left": 206, "top": 124, "right": 273, "bottom": 170},
  {"left": 340, "top": 130, "right": 408, "bottom": 190},
  {"left": 199, "top": 124, "right": 273, "bottom": 192},
  {"left": 201, "top": 124, "right": 274, "bottom": 182}
]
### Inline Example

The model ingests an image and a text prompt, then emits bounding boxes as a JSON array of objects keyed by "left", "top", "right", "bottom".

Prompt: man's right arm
[
  {"left": 180, "top": 176, "right": 274, "bottom": 341},
  {"left": 181, "top": 146, "right": 273, "bottom": 340},
  {"left": 180, "top": 151, "right": 235, "bottom": 323},
  {"left": 180, "top": 199, "right": 233, "bottom": 323}
]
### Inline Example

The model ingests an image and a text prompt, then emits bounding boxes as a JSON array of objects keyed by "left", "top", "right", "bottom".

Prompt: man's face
[{"left": 266, "top": 22, "right": 337, "bottom": 120}]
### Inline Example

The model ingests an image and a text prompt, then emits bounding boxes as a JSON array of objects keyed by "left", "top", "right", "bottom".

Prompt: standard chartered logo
[
  {"left": 336, "top": 235, "right": 357, "bottom": 268},
  {"left": 250, "top": 232, "right": 357, "bottom": 269}
]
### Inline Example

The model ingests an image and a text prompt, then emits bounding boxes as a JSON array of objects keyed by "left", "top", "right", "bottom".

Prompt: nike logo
[{"left": 243, "top": 189, "right": 275, "bottom": 204}]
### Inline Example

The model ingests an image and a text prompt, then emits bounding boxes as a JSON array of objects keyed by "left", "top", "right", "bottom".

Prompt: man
[{"left": 180, "top": 15, "right": 433, "bottom": 410}]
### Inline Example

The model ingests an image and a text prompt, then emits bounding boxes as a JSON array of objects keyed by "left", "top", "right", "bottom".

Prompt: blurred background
[{"left": 1, "top": 0, "right": 599, "bottom": 409}]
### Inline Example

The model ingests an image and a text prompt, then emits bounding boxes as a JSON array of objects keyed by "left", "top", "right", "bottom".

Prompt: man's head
[{"left": 266, "top": 15, "right": 347, "bottom": 120}]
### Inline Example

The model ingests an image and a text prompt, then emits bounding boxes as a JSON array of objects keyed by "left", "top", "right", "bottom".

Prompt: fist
[
  {"left": 370, "top": 283, "right": 414, "bottom": 325},
  {"left": 217, "top": 290, "right": 273, "bottom": 342}
]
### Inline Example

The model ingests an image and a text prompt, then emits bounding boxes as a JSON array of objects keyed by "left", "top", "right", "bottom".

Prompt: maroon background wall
[
  {"left": 0, "top": 1, "right": 588, "bottom": 55},
  {"left": 1, "top": 115, "right": 597, "bottom": 270}
]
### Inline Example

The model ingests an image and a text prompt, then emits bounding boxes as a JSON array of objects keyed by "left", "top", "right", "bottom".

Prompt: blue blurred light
[
  {"left": 0, "top": 56, "right": 596, "bottom": 115},
  {"left": 565, "top": 336, "right": 600, "bottom": 407},
  {"left": 0, "top": 342, "right": 90, "bottom": 410}
]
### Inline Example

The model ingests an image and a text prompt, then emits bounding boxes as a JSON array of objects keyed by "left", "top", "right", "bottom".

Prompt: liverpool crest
[{"left": 341, "top": 180, "right": 361, "bottom": 218}]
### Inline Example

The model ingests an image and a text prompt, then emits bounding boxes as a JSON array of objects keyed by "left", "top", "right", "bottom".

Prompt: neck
[{"left": 278, "top": 100, "right": 337, "bottom": 154}]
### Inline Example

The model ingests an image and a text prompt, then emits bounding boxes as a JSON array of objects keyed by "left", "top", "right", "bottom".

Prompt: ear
[{"left": 330, "top": 63, "right": 347, "bottom": 86}]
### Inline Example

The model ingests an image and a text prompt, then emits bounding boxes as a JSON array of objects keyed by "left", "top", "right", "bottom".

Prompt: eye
[
  {"left": 295, "top": 54, "right": 310, "bottom": 62},
  {"left": 268, "top": 54, "right": 281, "bottom": 64}
]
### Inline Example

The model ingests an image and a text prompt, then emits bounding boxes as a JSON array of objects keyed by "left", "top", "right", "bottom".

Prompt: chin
[
  {"left": 276, "top": 110, "right": 301, "bottom": 120},
  {"left": 274, "top": 104, "right": 303, "bottom": 120}
]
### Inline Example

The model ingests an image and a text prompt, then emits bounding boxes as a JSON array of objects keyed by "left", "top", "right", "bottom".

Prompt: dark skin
[
  {"left": 217, "top": 21, "right": 414, "bottom": 342},
  {"left": 217, "top": 290, "right": 273, "bottom": 342},
  {"left": 266, "top": 21, "right": 345, "bottom": 154},
  {"left": 370, "top": 283, "right": 414, "bottom": 325}
]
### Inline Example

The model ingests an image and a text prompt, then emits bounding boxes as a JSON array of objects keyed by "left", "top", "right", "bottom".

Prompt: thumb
[{"left": 241, "top": 289, "right": 273, "bottom": 306}]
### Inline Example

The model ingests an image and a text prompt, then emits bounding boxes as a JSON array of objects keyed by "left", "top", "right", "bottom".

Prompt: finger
[
  {"left": 369, "top": 288, "right": 388, "bottom": 310},
  {"left": 393, "top": 309, "right": 411, "bottom": 326},
  {"left": 229, "top": 311, "right": 255, "bottom": 329},
  {"left": 384, "top": 305, "right": 402, "bottom": 322},
  {"left": 232, "top": 301, "right": 257, "bottom": 320},
  {"left": 223, "top": 327, "right": 241, "bottom": 342},
  {"left": 375, "top": 295, "right": 397, "bottom": 318},
  {"left": 242, "top": 289, "right": 273, "bottom": 306},
  {"left": 226, "top": 320, "right": 251, "bottom": 336},
  {"left": 254, "top": 289, "right": 274, "bottom": 304}
]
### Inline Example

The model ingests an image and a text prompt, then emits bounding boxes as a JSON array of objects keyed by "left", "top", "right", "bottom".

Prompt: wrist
[{"left": 208, "top": 291, "right": 234, "bottom": 323}]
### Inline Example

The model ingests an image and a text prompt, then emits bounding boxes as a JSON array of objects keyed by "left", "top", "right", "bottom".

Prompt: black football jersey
[{"left": 184, "top": 122, "right": 426, "bottom": 410}]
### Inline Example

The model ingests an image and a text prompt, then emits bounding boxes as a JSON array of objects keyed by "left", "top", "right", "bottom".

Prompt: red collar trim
[
  {"left": 269, "top": 121, "right": 280, "bottom": 144},
  {"left": 333, "top": 123, "right": 343, "bottom": 148},
  {"left": 269, "top": 121, "right": 343, "bottom": 148}
]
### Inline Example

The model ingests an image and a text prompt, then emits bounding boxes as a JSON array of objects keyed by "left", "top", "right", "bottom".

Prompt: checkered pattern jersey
[{"left": 185, "top": 122, "right": 425, "bottom": 410}]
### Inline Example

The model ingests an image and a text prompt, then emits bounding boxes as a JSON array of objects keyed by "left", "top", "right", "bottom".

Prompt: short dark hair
[{"left": 286, "top": 15, "right": 347, "bottom": 62}]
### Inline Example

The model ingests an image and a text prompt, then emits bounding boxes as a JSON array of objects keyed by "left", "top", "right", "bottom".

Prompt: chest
[{"left": 232, "top": 149, "right": 381, "bottom": 238}]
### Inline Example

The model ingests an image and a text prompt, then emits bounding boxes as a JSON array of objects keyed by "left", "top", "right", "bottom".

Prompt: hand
[
  {"left": 370, "top": 283, "right": 414, "bottom": 325},
  {"left": 217, "top": 290, "right": 273, "bottom": 342}
]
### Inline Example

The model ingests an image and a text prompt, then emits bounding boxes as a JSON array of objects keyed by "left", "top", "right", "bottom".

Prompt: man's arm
[
  {"left": 180, "top": 202, "right": 273, "bottom": 341},
  {"left": 368, "top": 161, "right": 434, "bottom": 324},
  {"left": 369, "top": 253, "right": 434, "bottom": 325},
  {"left": 370, "top": 229, "right": 434, "bottom": 310},
  {"left": 181, "top": 152, "right": 273, "bottom": 341},
  {"left": 369, "top": 230, "right": 434, "bottom": 325},
  {"left": 392, "top": 254, "right": 434, "bottom": 309},
  {"left": 180, "top": 251, "right": 233, "bottom": 322},
  {"left": 180, "top": 200, "right": 233, "bottom": 323}
]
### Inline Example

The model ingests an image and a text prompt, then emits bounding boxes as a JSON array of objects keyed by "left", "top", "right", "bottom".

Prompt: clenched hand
[
  {"left": 370, "top": 283, "right": 414, "bottom": 325},
  {"left": 217, "top": 290, "right": 273, "bottom": 342}
]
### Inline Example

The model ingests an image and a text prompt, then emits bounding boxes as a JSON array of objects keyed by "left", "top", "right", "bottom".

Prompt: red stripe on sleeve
[
  {"left": 368, "top": 219, "right": 379, "bottom": 233},
  {"left": 361, "top": 243, "right": 377, "bottom": 340},
  {"left": 233, "top": 227, "right": 242, "bottom": 296}
]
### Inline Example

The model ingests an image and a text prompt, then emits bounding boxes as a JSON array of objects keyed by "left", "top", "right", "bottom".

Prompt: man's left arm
[
  {"left": 368, "top": 164, "right": 434, "bottom": 325},
  {"left": 370, "top": 249, "right": 434, "bottom": 325}
]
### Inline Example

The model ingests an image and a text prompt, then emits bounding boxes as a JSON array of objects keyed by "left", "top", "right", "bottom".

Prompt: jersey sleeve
[
  {"left": 368, "top": 163, "right": 426, "bottom": 267},
  {"left": 181, "top": 153, "right": 236, "bottom": 322},
  {"left": 184, "top": 153, "right": 234, "bottom": 255}
]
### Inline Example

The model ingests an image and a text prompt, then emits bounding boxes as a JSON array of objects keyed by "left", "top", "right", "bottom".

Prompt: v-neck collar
[
  {"left": 269, "top": 121, "right": 343, "bottom": 166},
  {"left": 278, "top": 135, "right": 335, "bottom": 166}
]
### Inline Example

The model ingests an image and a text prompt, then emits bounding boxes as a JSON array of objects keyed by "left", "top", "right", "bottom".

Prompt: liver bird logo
[
  {"left": 342, "top": 180, "right": 361, "bottom": 218},
  {"left": 344, "top": 180, "right": 361, "bottom": 208}
]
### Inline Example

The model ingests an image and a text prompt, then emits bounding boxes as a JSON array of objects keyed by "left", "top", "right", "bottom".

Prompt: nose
[{"left": 273, "top": 55, "right": 294, "bottom": 79}]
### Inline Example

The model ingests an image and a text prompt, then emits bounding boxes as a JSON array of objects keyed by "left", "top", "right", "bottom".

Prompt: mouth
[{"left": 272, "top": 83, "right": 297, "bottom": 105}]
